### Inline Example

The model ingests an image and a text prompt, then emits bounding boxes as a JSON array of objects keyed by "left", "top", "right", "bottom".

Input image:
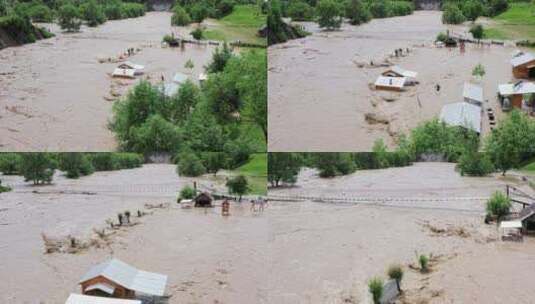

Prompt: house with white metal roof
[
  {"left": 511, "top": 52, "right": 535, "bottom": 79},
  {"left": 440, "top": 102, "right": 482, "bottom": 134},
  {"left": 382, "top": 66, "right": 418, "bottom": 79},
  {"left": 374, "top": 76, "right": 406, "bottom": 91},
  {"left": 65, "top": 294, "right": 141, "bottom": 304},
  {"left": 79, "top": 258, "right": 167, "bottom": 299},
  {"left": 112, "top": 68, "right": 136, "bottom": 79},
  {"left": 117, "top": 62, "right": 144, "bottom": 75},
  {"left": 498, "top": 81, "right": 535, "bottom": 110},
  {"left": 463, "top": 82, "right": 484, "bottom": 105}
]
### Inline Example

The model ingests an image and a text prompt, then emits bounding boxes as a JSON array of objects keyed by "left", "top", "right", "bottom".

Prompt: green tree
[
  {"left": 20, "top": 153, "right": 56, "bottom": 185},
  {"left": 457, "top": 150, "right": 494, "bottom": 176},
  {"left": 79, "top": 0, "right": 106, "bottom": 27},
  {"left": 287, "top": 1, "right": 315, "bottom": 21},
  {"left": 130, "top": 114, "right": 183, "bottom": 154},
  {"left": 176, "top": 152, "right": 206, "bottom": 177},
  {"left": 268, "top": 152, "right": 302, "bottom": 187},
  {"left": 373, "top": 139, "right": 390, "bottom": 168},
  {"left": 171, "top": 5, "right": 191, "bottom": 26},
  {"left": 0, "top": 153, "right": 22, "bottom": 175},
  {"left": 183, "top": 103, "right": 226, "bottom": 151},
  {"left": 200, "top": 152, "right": 227, "bottom": 175},
  {"left": 58, "top": 153, "right": 94, "bottom": 178},
  {"left": 368, "top": 0, "right": 388, "bottom": 18},
  {"left": 316, "top": 0, "right": 342, "bottom": 30},
  {"left": 190, "top": 27, "right": 203, "bottom": 40},
  {"left": 462, "top": 0, "right": 484, "bottom": 22},
  {"left": 442, "top": 3, "right": 465, "bottom": 24},
  {"left": 470, "top": 24, "right": 484, "bottom": 40},
  {"left": 206, "top": 42, "right": 234, "bottom": 73},
  {"left": 387, "top": 264, "right": 404, "bottom": 293},
  {"left": 345, "top": 0, "right": 370, "bottom": 25},
  {"left": 472, "top": 63, "right": 485, "bottom": 78},
  {"left": 226, "top": 175, "right": 249, "bottom": 201},
  {"left": 368, "top": 277, "right": 384, "bottom": 304},
  {"left": 179, "top": 185, "right": 196, "bottom": 199},
  {"left": 486, "top": 110, "right": 535, "bottom": 175},
  {"left": 167, "top": 80, "right": 200, "bottom": 123},
  {"left": 419, "top": 254, "right": 429, "bottom": 272},
  {"left": 58, "top": 4, "right": 82, "bottom": 32},
  {"left": 486, "top": 191, "right": 511, "bottom": 222}
]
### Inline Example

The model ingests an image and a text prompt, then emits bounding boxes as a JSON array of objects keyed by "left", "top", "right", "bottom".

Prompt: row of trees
[
  {"left": 442, "top": 0, "right": 508, "bottom": 24},
  {"left": 0, "top": 152, "right": 144, "bottom": 184},
  {"left": 170, "top": 0, "right": 236, "bottom": 26},
  {"left": 110, "top": 44, "right": 266, "bottom": 168},
  {"left": 268, "top": 109, "right": 535, "bottom": 187}
]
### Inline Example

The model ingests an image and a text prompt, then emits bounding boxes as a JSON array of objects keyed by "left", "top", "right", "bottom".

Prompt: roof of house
[
  {"left": 498, "top": 81, "right": 535, "bottom": 96},
  {"left": 65, "top": 294, "right": 141, "bottom": 304},
  {"left": 173, "top": 72, "right": 189, "bottom": 84},
  {"left": 117, "top": 62, "right": 144, "bottom": 71},
  {"left": 463, "top": 82, "right": 484, "bottom": 103},
  {"left": 511, "top": 52, "right": 535, "bottom": 67},
  {"left": 440, "top": 102, "right": 482, "bottom": 133},
  {"left": 85, "top": 282, "right": 115, "bottom": 295},
  {"left": 79, "top": 259, "right": 167, "bottom": 296},
  {"left": 500, "top": 220, "right": 523, "bottom": 229},
  {"left": 383, "top": 66, "right": 418, "bottom": 78},
  {"left": 112, "top": 68, "right": 136, "bottom": 79},
  {"left": 518, "top": 204, "right": 535, "bottom": 221},
  {"left": 194, "top": 192, "right": 213, "bottom": 201},
  {"left": 375, "top": 76, "right": 406, "bottom": 89}
]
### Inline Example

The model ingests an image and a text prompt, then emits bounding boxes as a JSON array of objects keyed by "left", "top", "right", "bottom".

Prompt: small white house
[
  {"left": 374, "top": 76, "right": 406, "bottom": 91},
  {"left": 117, "top": 61, "right": 144, "bottom": 75},
  {"left": 382, "top": 66, "right": 418, "bottom": 79},
  {"left": 112, "top": 68, "right": 136, "bottom": 79}
]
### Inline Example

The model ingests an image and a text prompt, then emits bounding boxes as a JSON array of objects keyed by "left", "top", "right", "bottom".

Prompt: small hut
[
  {"left": 117, "top": 62, "right": 144, "bottom": 75},
  {"left": 194, "top": 192, "right": 213, "bottom": 207},
  {"left": 511, "top": 52, "right": 535, "bottom": 79},
  {"left": 112, "top": 68, "right": 136, "bottom": 79},
  {"left": 498, "top": 81, "right": 535, "bottom": 110},
  {"left": 374, "top": 76, "right": 406, "bottom": 92},
  {"left": 79, "top": 258, "right": 167, "bottom": 299}
]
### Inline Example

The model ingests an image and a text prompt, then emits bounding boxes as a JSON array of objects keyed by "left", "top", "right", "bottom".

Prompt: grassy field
[
  {"left": 483, "top": 3, "right": 535, "bottom": 40},
  {"left": 203, "top": 5, "right": 266, "bottom": 45},
  {"left": 232, "top": 153, "right": 267, "bottom": 195}
]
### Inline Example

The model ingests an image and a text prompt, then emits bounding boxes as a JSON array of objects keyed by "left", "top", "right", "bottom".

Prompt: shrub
[
  {"left": 206, "top": 42, "right": 234, "bottom": 73},
  {"left": 0, "top": 14, "right": 37, "bottom": 43},
  {"left": 486, "top": 191, "right": 511, "bottom": 221},
  {"left": 190, "top": 27, "right": 203, "bottom": 40},
  {"left": 88, "top": 153, "right": 143, "bottom": 171},
  {"left": 104, "top": 0, "right": 123, "bottom": 20},
  {"left": 189, "top": 2, "right": 210, "bottom": 22},
  {"left": 388, "top": 1, "right": 414, "bottom": 17},
  {"left": 489, "top": 0, "right": 508, "bottom": 16},
  {"left": 369, "top": 0, "right": 388, "bottom": 18},
  {"left": 442, "top": 3, "right": 465, "bottom": 24},
  {"left": 316, "top": 0, "right": 342, "bottom": 30},
  {"left": 462, "top": 0, "right": 484, "bottom": 22},
  {"left": 20, "top": 153, "right": 56, "bottom": 185},
  {"left": 130, "top": 114, "right": 183, "bottom": 154},
  {"left": 179, "top": 185, "right": 196, "bottom": 199},
  {"left": 345, "top": 0, "right": 370, "bottom": 25},
  {"left": 0, "top": 153, "right": 22, "bottom": 175},
  {"left": 418, "top": 254, "right": 429, "bottom": 272},
  {"left": 287, "top": 1, "right": 315, "bottom": 21},
  {"left": 368, "top": 277, "right": 384, "bottom": 304},
  {"left": 470, "top": 24, "right": 484, "bottom": 40},
  {"left": 28, "top": 4, "right": 54, "bottom": 23},
  {"left": 176, "top": 152, "right": 206, "bottom": 177},
  {"left": 226, "top": 175, "right": 249, "bottom": 200},
  {"left": 457, "top": 150, "right": 494, "bottom": 176},
  {"left": 387, "top": 264, "right": 403, "bottom": 292},
  {"left": 215, "top": 0, "right": 234, "bottom": 18},
  {"left": 171, "top": 5, "right": 191, "bottom": 26},
  {"left": 58, "top": 153, "right": 94, "bottom": 178},
  {"left": 0, "top": 180, "right": 11, "bottom": 193},
  {"left": 58, "top": 4, "right": 81, "bottom": 32},
  {"left": 121, "top": 3, "right": 145, "bottom": 18}
]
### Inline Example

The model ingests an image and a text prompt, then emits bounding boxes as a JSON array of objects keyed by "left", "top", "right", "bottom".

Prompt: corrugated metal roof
[
  {"left": 85, "top": 283, "right": 115, "bottom": 295},
  {"left": 500, "top": 220, "right": 522, "bottom": 229},
  {"left": 66, "top": 294, "right": 141, "bottom": 304},
  {"left": 112, "top": 68, "right": 136, "bottom": 79},
  {"left": 387, "top": 66, "right": 418, "bottom": 78},
  {"left": 119, "top": 61, "right": 144, "bottom": 71},
  {"left": 511, "top": 52, "right": 535, "bottom": 67},
  {"left": 463, "top": 82, "right": 483, "bottom": 103},
  {"left": 80, "top": 259, "right": 167, "bottom": 296},
  {"left": 440, "top": 102, "right": 482, "bottom": 133},
  {"left": 498, "top": 82, "right": 535, "bottom": 96},
  {"left": 375, "top": 76, "right": 406, "bottom": 89},
  {"left": 173, "top": 72, "right": 189, "bottom": 84}
]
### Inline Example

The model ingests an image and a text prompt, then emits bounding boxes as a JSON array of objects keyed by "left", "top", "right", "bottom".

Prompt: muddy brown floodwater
[
  {"left": 268, "top": 163, "right": 535, "bottom": 303},
  {"left": 0, "top": 12, "right": 216, "bottom": 151},
  {"left": 268, "top": 11, "right": 518, "bottom": 151}
]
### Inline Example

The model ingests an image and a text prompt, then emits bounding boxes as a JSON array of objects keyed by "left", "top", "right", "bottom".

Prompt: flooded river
[
  {"left": 268, "top": 11, "right": 515, "bottom": 151},
  {"left": 0, "top": 12, "right": 216, "bottom": 151}
]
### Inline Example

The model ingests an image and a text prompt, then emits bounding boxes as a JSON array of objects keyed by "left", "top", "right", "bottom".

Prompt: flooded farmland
[
  {"left": 0, "top": 12, "right": 216, "bottom": 151},
  {"left": 268, "top": 11, "right": 515, "bottom": 151}
]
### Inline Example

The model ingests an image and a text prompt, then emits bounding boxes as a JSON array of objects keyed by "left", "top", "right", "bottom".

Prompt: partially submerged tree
[
  {"left": 171, "top": 5, "right": 191, "bottom": 26},
  {"left": 345, "top": 0, "right": 371, "bottom": 25},
  {"left": 472, "top": 63, "right": 486, "bottom": 78},
  {"left": 470, "top": 24, "right": 484, "bottom": 40},
  {"left": 387, "top": 264, "right": 404, "bottom": 293},
  {"left": 20, "top": 153, "right": 56, "bottom": 185},
  {"left": 418, "top": 254, "right": 429, "bottom": 273},
  {"left": 226, "top": 175, "right": 249, "bottom": 201},
  {"left": 58, "top": 4, "right": 82, "bottom": 32},
  {"left": 179, "top": 185, "right": 196, "bottom": 200},
  {"left": 268, "top": 152, "right": 302, "bottom": 187},
  {"left": 58, "top": 153, "right": 94, "bottom": 179},
  {"left": 486, "top": 191, "right": 511, "bottom": 222},
  {"left": 368, "top": 277, "right": 384, "bottom": 304},
  {"left": 176, "top": 151, "right": 206, "bottom": 177}
]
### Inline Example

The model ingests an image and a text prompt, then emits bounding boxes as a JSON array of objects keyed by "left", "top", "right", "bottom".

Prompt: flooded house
[
  {"left": 439, "top": 102, "right": 481, "bottom": 134},
  {"left": 374, "top": 76, "right": 406, "bottom": 91},
  {"left": 498, "top": 81, "right": 535, "bottom": 111},
  {"left": 463, "top": 82, "right": 484, "bottom": 106},
  {"left": 194, "top": 192, "right": 213, "bottom": 207},
  {"left": 519, "top": 204, "right": 535, "bottom": 234},
  {"left": 79, "top": 258, "right": 167, "bottom": 299},
  {"left": 117, "top": 62, "right": 144, "bottom": 75},
  {"left": 65, "top": 294, "right": 141, "bottom": 304},
  {"left": 512, "top": 52, "right": 535, "bottom": 79}
]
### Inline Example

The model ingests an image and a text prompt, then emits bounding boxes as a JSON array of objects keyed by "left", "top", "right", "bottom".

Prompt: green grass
[
  {"left": 203, "top": 5, "right": 266, "bottom": 45},
  {"left": 233, "top": 153, "right": 267, "bottom": 195},
  {"left": 485, "top": 3, "right": 535, "bottom": 41}
]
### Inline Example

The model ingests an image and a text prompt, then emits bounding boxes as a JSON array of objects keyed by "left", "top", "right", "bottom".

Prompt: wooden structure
[
  {"left": 79, "top": 259, "right": 167, "bottom": 299},
  {"left": 221, "top": 200, "right": 230, "bottom": 216},
  {"left": 511, "top": 52, "right": 535, "bottom": 79},
  {"left": 498, "top": 81, "right": 535, "bottom": 110},
  {"left": 194, "top": 192, "right": 213, "bottom": 207}
]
